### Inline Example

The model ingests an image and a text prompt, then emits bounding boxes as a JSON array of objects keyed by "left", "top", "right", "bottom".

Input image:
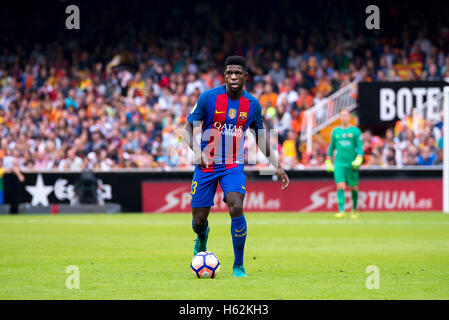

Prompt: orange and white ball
[{"left": 190, "top": 251, "right": 221, "bottom": 279}]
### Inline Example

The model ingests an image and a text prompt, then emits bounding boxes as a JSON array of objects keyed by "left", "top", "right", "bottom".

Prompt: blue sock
[
  {"left": 231, "top": 215, "right": 247, "bottom": 267},
  {"left": 192, "top": 219, "right": 208, "bottom": 239}
]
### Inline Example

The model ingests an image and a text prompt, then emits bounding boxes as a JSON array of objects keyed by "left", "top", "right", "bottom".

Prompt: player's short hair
[
  {"left": 225, "top": 56, "right": 247, "bottom": 71},
  {"left": 339, "top": 107, "right": 350, "bottom": 114}
]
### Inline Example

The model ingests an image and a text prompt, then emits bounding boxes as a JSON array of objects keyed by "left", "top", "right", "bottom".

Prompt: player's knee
[
  {"left": 227, "top": 198, "right": 244, "bottom": 217},
  {"left": 337, "top": 183, "right": 346, "bottom": 190},
  {"left": 229, "top": 204, "right": 243, "bottom": 218},
  {"left": 226, "top": 193, "right": 244, "bottom": 217},
  {"left": 192, "top": 217, "right": 207, "bottom": 229}
]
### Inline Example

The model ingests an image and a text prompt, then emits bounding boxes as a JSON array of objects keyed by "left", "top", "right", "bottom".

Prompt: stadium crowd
[{"left": 0, "top": 1, "right": 446, "bottom": 171}]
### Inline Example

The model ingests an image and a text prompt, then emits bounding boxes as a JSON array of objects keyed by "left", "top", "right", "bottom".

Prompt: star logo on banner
[{"left": 25, "top": 174, "right": 54, "bottom": 206}]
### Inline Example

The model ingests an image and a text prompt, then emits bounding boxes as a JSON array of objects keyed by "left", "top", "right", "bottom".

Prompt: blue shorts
[{"left": 190, "top": 164, "right": 246, "bottom": 208}]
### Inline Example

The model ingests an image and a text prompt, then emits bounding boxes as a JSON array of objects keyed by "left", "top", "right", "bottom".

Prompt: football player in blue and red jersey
[{"left": 183, "top": 56, "right": 289, "bottom": 277}]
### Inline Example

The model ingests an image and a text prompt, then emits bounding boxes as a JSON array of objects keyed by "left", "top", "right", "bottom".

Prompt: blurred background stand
[
  {"left": 18, "top": 203, "right": 121, "bottom": 214},
  {"left": 0, "top": 204, "right": 11, "bottom": 214}
]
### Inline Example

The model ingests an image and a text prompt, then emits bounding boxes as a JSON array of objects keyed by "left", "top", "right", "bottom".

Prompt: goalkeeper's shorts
[{"left": 333, "top": 165, "right": 359, "bottom": 187}]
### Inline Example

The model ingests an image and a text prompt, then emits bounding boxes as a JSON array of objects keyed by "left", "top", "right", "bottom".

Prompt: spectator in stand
[
  {"left": 259, "top": 83, "right": 278, "bottom": 111},
  {"left": 417, "top": 146, "right": 436, "bottom": 165},
  {"left": 281, "top": 130, "right": 299, "bottom": 168},
  {"left": 307, "top": 141, "right": 326, "bottom": 167},
  {"left": 276, "top": 79, "right": 298, "bottom": 108},
  {"left": 384, "top": 147, "right": 397, "bottom": 166},
  {"left": 34, "top": 149, "right": 50, "bottom": 170},
  {"left": 414, "top": 31, "right": 432, "bottom": 58},
  {"left": 268, "top": 61, "right": 286, "bottom": 85},
  {"left": 330, "top": 70, "right": 342, "bottom": 93},
  {"left": 273, "top": 98, "right": 292, "bottom": 144},
  {"left": 406, "top": 145, "right": 419, "bottom": 165},
  {"left": 387, "top": 69, "right": 401, "bottom": 81},
  {"left": 333, "top": 45, "right": 349, "bottom": 72},
  {"left": 287, "top": 49, "right": 303, "bottom": 70},
  {"left": 59, "top": 148, "right": 84, "bottom": 170},
  {"left": 290, "top": 110, "right": 303, "bottom": 134},
  {"left": 296, "top": 88, "right": 314, "bottom": 110},
  {"left": 434, "top": 148, "right": 443, "bottom": 165},
  {"left": 367, "top": 147, "right": 384, "bottom": 167},
  {"left": 423, "top": 63, "right": 441, "bottom": 81}
]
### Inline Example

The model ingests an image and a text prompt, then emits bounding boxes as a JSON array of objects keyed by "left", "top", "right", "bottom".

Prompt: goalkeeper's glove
[
  {"left": 325, "top": 159, "right": 334, "bottom": 172},
  {"left": 352, "top": 155, "right": 363, "bottom": 170}
]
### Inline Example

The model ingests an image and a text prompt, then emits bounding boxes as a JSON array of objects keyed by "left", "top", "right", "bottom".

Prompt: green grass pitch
[{"left": 1, "top": 212, "right": 449, "bottom": 300}]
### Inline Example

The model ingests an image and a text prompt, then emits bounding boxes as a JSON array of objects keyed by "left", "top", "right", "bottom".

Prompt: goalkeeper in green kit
[{"left": 325, "top": 108, "right": 364, "bottom": 219}]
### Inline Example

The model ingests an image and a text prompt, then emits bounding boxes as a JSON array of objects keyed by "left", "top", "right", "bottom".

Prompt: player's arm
[
  {"left": 183, "top": 121, "right": 205, "bottom": 167},
  {"left": 5, "top": 159, "right": 25, "bottom": 182},
  {"left": 250, "top": 101, "right": 289, "bottom": 190},
  {"left": 182, "top": 95, "right": 209, "bottom": 168},
  {"left": 351, "top": 128, "right": 364, "bottom": 169},
  {"left": 325, "top": 130, "right": 335, "bottom": 172}
]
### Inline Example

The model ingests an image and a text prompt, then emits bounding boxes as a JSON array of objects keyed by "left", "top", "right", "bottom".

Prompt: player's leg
[
  {"left": 335, "top": 182, "right": 347, "bottom": 218},
  {"left": 333, "top": 165, "right": 347, "bottom": 218},
  {"left": 190, "top": 168, "right": 218, "bottom": 255},
  {"left": 225, "top": 191, "right": 247, "bottom": 277},
  {"left": 220, "top": 166, "right": 247, "bottom": 277},
  {"left": 349, "top": 186, "right": 359, "bottom": 219},
  {"left": 192, "top": 207, "right": 211, "bottom": 254},
  {"left": 348, "top": 169, "right": 360, "bottom": 219}
]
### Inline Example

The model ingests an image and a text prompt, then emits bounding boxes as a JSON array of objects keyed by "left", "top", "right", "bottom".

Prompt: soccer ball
[{"left": 190, "top": 251, "right": 221, "bottom": 279}]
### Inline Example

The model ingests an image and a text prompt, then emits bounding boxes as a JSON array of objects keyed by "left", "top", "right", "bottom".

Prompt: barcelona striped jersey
[{"left": 187, "top": 85, "right": 264, "bottom": 172}]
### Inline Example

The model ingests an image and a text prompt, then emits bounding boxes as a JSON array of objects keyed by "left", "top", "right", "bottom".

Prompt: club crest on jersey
[
  {"left": 228, "top": 109, "right": 236, "bottom": 119},
  {"left": 348, "top": 133, "right": 353, "bottom": 138},
  {"left": 239, "top": 111, "right": 248, "bottom": 121},
  {"left": 342, "top": 133, "right": 346, "bottom": 138}
]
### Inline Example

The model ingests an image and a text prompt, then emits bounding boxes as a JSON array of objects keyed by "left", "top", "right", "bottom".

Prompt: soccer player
[
  {"left": 183, "top": 56, "right": 290, "bottom": 277},
  {"left": 325, "top": 108, "right": 364, "bottom": 219}
]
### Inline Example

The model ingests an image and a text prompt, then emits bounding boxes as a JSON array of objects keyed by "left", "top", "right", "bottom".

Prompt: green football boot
[
  {"left": 233, "top": 265, "right": 247, "bottom": 277},
  {"left": 193, "top": 226, "right": 210, "bottom": 255}
]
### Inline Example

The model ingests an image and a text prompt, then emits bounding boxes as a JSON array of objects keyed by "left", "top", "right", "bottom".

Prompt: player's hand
[
  {"left": 195, "top": 151, "right": 211, "bottom": 169},
  {"left": 325, "top": 159, "right": 334, "bottom": 172},
  {"left": 276, "top": 167, "right": 289, "bottom": 190},
  {"left": 351, "top": 155, "right": 363, "bottom": 170}
]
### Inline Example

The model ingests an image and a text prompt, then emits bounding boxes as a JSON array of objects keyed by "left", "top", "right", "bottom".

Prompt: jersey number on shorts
[{"left": 191, "top": 181, "right": 198, "bottom": 195}]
